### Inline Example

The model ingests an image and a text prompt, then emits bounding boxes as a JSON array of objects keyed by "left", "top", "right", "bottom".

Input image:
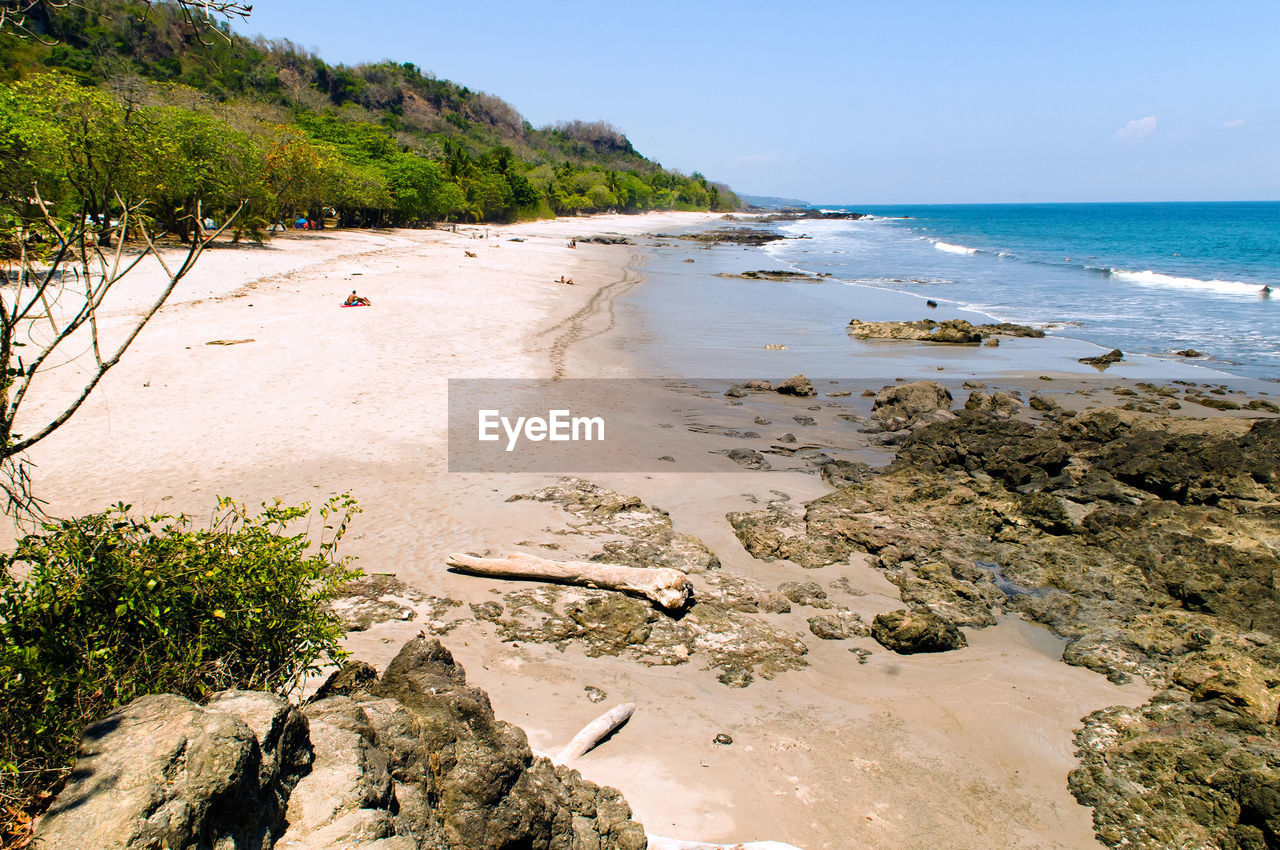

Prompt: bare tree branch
[{"left": 4, "top": 197, "right": 244, "bottom": 461}]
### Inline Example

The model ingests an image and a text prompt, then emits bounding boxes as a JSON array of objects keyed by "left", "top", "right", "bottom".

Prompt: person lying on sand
[
  {"left": 343, "top": 290, "right": 371, "bottom": 306},
  {"left": 556, "top": 275, "right": 575, "bottom": 285}
]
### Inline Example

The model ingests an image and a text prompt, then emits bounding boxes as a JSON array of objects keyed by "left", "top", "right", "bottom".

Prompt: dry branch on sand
[{"left": 446, "top": 551, "right": 692, "bottom": 611}]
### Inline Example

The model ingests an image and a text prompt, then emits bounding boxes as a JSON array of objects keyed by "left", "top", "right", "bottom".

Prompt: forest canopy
[{"left": 0, "top": 0, "right": 739, "bottom": 235}]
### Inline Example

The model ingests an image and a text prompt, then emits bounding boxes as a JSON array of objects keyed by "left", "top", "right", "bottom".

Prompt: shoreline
[{"left": 23, "top": 212, "right": 1278, "bottom": 849}]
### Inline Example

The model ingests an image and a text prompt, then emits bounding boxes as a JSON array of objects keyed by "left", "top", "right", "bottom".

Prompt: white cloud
[
  {"left": 1116, "top": 115, "right": 1157, "bottom": 141},
  {"left": 727, "top": 152, "right": 784, "bottom": 168},
  {"left": 1224, "top": 118, "right": 1246, "bottom": 129}
]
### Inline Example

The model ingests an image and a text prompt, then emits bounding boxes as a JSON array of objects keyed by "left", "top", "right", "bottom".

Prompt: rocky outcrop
[
  {"left": 333, "top": 574, "right": 463, "bottom": 633},
  {"left": 36, "top": 692, "right": 311, "bottom": 850},
  {"left": 964, "top": 390, "right": 1023, "bottom": 418},
  {"left": 723, "top": 402, "right": 1280, "bottom": 847},
  {"left": 774, "top": 374, "right": 816, "bottom": 397},
  {"left": 663, "top": 228, "right": 786, "bottom": 245},
  {"left": 1070, "top": 697, "right": 1280, "bottom": 850},
  {"left": 847, "top": 318, "right": 1043, "bottom": 343},
  {"left": 1079, "top": 348, "right": 1124, "bottom": 368},
  {"left": 714, "top": 269, "right": 824, "bottom": 282},
  {"left": 496, "top": 480, "right": 809, "bottom": 687},
  {"left": 36, "top": 639, "right": 648, "bottom": 850},
  {"left": 871, "top": 609, "right": 967, "bottom": 654},
  {"left": 870, "top": 380, "right": 953, "bottom": 430}
]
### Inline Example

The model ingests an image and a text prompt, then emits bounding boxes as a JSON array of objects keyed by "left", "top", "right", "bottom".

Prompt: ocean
[{"left": 765, "top": 202, "right": 1280, "bottom": 380}]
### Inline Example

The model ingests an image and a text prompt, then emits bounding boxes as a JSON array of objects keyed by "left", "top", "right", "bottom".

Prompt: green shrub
[{"left": 0, "top": 494, "right": 361, "bottom": 815}]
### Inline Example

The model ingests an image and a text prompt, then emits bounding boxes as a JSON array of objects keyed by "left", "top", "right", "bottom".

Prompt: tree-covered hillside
[{"left": 0, "top": 0, "right": 738, "bottom": 234}]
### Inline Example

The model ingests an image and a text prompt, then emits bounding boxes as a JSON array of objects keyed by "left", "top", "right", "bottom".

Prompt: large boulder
[
  {"left": 871, "top": 609, "right": 967, "bottom": 654},
  {"left": 37, "top": 638, "right": 651, "bottom": 850},
  {"left": 964, "top": 390, "right": 1023, "bottom": 418},
  {"left": 337, "top": 637, "right": 649, "bottom": 850},
  {"left": 774, "top": 374, "right": 816, "bottom": 397},
  {"left": 35, "top": 692, "right": 309, "bottom": 850},
  {"left": 870, "top": 380, "right": 953, "bottom": 430}
]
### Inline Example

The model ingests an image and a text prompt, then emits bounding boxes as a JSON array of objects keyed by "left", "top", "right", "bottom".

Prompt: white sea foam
[
  {"left": 1105, "top": 268, "right": 1270, "bottom": 297},
  {"left": 933, "top": 240, "right": 979, "bottom": 255}
]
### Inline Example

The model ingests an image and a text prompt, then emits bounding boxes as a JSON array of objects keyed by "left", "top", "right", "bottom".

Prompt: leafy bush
[{"left": 0, "top": 494, "right": 361, "bottom": 820}]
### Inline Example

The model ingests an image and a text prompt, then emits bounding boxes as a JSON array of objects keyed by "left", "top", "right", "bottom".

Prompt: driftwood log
[
  {"left": 547, "top": 705, "right": 802, "bottom": 850},
  {"left": 555, "top": 703, "right": 635, "bottom": 764},
  {"left": 446, "top": 552, "right": 692, "bottom": 611}
]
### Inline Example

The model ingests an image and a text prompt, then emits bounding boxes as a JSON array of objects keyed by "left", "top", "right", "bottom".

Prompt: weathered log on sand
[
  {"left": 446, "top": 552, "right": 692, "bottom": 611},
  {"left": 555, "top": 702, "right": 635, "bottom": 764},
  {"left": 546, "top": 703, "right": 800, "bottom": 850}
]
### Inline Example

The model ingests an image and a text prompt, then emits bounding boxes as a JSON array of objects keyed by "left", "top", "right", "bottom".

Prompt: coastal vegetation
[
  {"left": 0, "top": 0, "right": 738, "bottom": 235},
  {"left": 0, "top": 495, "right": 360, "bottom": 841}
]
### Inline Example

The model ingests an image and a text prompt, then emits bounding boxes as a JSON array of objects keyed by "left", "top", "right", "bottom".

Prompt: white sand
[{"left": 21, "top": 211, "right": 1148, "bottom": 849}]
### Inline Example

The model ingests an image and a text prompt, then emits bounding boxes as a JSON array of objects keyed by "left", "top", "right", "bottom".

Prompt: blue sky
[{"left": 243, "top": 1, "right": 1279, "bottom": 204}]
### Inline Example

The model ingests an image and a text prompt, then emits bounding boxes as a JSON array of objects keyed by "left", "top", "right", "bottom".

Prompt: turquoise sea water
[{"left": 764, "top": 202, "right": 1280, "bottom": 380}]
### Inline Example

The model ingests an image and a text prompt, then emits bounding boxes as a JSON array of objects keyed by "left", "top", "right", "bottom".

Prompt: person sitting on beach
[
  {"left": 568, "top": 238, "right": 577, "bottom": 248},
  {"left": 343, "top": 290, "right": 371, "bottom": 306}
]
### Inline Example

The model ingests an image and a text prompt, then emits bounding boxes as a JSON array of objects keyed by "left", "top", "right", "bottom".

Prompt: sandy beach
[{"left": 23, "top": 211, "right": 1272, "bottom": 849}]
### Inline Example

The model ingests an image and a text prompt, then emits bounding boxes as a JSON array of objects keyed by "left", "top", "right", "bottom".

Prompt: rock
[
  {"left": 584, "top": 686, "right": 608, "bottom": 703},
  {"left": 964, "top": 390, "right": 1023, "bottom": 418},
  {"left": 715, "top": 269, "right": 821, "bottom": 281},
  {"left": 509, "top": 477, "right": 673, "bottom": 538},
  {"left": 871, "top": 609, "right": 967, "bottom": 654},
  {"left": 1246, "top": 398, "right": 1280, "bottom": 413},
  {"left": 744, "top": 379, "right": 773, "bottom": 391},
  {"left": 724, "top": 385, "right": 747, "bottom": 398},
  {"left": 333, "top": 574, "right": 461, "bottom": 632},
  {"left": 576, "top": 234, "right": 633, "bottom": 245},
  {"left": 312, "top": 661, "right": 380, "bottom": 701},
  {"left": 778, "top": 580, "right": 831, "bottom": 607},
  {"left": 357, "top": 638, "right": 649, "bottom": 849},
  {"left": 713, "top": 733, "right": 733, "bottom": 746},
  {"left": 36, "top": 693, "right": 309, "bottom": 850},
  {"left": 807, "top": 611, "right": 871, "bottom": 640},
  {"left": 849, "top": 318, "right": 983, "bottom": 344},
  {"left": 982, "top": 322, "right": 1045, "bottom": 338},
  {"left": 669, "top": 228, "right": 785, "bottom": 245},
  {"left": 1070, "top": 698, "right": 1280, "bottom": 850},
  {"left": 847, "top": 319, "right": 1043, "bottom": 344},
  {"left": 725, "top": 448, "right": 770, "bottom": 469},
  {"left": 871, "top": 380, "right": 953, "bottom": 430},
  {"left": 814, "top": 457, "right": 879, "bottom": 488},
  {"left": 1171, "top": 647, "right": 1280, "bottom": 723},
  {"left": 39, "top": 638, "right": 659, "bottom": 850},
  {"left": 1173, "top": 348, "right": 1204, "bottom": 357},
  {"left": 470, "top": 600, "right": 505, "bottom": 620},
  {"left": 1028, "top": 394, "right": 1060, "bottom": 412},
  {"left": 778, "top": 432, "right": 796, "bottom": 444},
  {"left": 895, "top": 410, "right": 1070, "bottom": 491},
  {"left": 1187, "top": 393, "right": 1241, "bottom": 410},
  {"left": 775, "top": 374, "right": 817, "bottom": 397},
  {"left": 753, "top": 415, "right": 772, "bottom": 425},
  {"left": 1079, "top": 348, "right": 1124, "bottom": 368},
  {"left": 280, "top": 697, "right": 396, "bottom": 846},
  {"left": 727, "top": 498, "right": 855, "bottom": 568},
  {"left": 926, "top": 299, "right": 938, "bottom": 308}
]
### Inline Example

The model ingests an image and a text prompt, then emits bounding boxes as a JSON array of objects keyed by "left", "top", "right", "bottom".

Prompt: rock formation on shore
[
  {"left": 725, "top": 398, "right": 1280, "bottom": 848},
  {"left": 36, "top": 637, "right": 648, "bottom": 850},
  {"left": 847, "top": 318, "right": 1044, "bottom": 343}
]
